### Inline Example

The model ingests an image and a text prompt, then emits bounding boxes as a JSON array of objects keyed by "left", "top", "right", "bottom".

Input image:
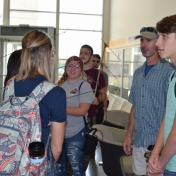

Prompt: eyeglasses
[
  {"left": 66, "top": 64, "right": 81, "bottom": 68},
  {"left": 140, "top": 27, "right": 157, "bottom": 34},
  {"left": 91, "top": 60, "right": 100, "bottom": 63}
]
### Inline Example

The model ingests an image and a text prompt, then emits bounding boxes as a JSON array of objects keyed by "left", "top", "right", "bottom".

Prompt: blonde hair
[
  {"left": 58, "top": 69, "right": 87, "bottom": 86},
  {"left": 16, "top": 30, "right": 53, "bottom": 82}
]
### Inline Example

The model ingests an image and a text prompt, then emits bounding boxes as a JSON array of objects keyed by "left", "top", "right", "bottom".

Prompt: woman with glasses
[{"left": 57, "top": 56, "right": 94, "bottom": 176}]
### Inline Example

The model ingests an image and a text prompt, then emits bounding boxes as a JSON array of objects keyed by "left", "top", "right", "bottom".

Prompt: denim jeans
[
  {"left": 164, "top": 169, "right": 176, "bottom": 176},
  {"left": 57, "top": 127, "right": 86, "bottom": 176}
]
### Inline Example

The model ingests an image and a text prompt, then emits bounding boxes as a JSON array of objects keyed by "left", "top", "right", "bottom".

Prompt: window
[
  {"left": 8, "top": 0, "right": 104, "bottom": 81},
  {"left": 10, "top": 0, "right": 56, "bottom": 26},
  {"left": 60, "top": 14, "right": 102, "bottom": 31},
  {"left": 107, "top": 46, "right": 146, "bottom": 99},
  {"left": 58, "top": 0, "right": 103, "bottom": 79},
  {"left": 0, "top": 0, "right": 3, "bottom": 24},
  {"left": 60, "top": 0, "right": 103, "bottom": 15}
]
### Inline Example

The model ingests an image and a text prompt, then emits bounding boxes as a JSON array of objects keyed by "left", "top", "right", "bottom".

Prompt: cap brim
[{"left": 135, "top": 35, "right": 142, "bottom": 39}]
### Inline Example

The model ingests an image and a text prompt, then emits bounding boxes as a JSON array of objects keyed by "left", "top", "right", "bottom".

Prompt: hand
[
  {"left": 123, "top": 136, "right": 132, "bottom": 155},
  {"left": 92, "top": 97, "right": 99, "bottom": 105},
  {"left": 147, "top": 155, "right": 164, "bottom": 175},
  {"left": 103, "top": 105, "right": 107, "bottom": 111}
]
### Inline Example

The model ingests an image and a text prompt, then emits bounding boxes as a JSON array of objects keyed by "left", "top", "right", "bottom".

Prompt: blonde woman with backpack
[{"left": 1, "top": 30, "right": 66, "bottom": 175}]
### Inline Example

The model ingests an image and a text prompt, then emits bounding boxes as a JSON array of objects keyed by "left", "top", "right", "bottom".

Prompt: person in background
[
  {"left": 57, "top": 56, "right": 94, "bottom": 176},
  {"left": 147, "top": 14, "right": 176, "bottom": 176},
  {"left": 79, "top": 45, "right": 106, "bottom": 127},
  {"left": 13, "top": 30, "right": 66, "bottom": 174},
  {"left": 91, "top": 54, "right": 109, "bottom": 124},
  {"left": 123, "top": 26, "right": 175, "bottom": 176},
  {"left": 3, "top": 49, "right": 22, "bottom": 100}
]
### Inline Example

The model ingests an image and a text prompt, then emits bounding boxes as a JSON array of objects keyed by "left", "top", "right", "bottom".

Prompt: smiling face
[
  {"left": 140, "top": 36, "right": 157, "bottom": 59},
  {"left": 66, "top": 60, "right": 82, "bottom": 82},
  {"left": 156, "top": 33, "right": 176, "bottom": 64}
]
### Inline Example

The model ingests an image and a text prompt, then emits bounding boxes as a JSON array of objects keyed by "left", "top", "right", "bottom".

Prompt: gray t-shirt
[{"left": 61, "top": 78, "right": 95, "bottom": 138}]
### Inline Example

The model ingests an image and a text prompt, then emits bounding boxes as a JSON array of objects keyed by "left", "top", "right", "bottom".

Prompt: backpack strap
[
  {"left": 29, "top": 81, "right": 56, "bottom": 103},
  {"left": 3, "top": 77, "right": 15, "bottom": 101},
  {"left": 78, "top": 81, "right": 89, "bottom": 126}
]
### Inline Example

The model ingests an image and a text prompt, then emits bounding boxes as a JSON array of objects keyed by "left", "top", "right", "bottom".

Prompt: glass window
[
  {"left": 0, "top": 0, "right": 3, "bottom": 25},
  {"left": 10, "top": 11, "right": 56, "bottom": 26},
  {"left": 60, "top": 14, "right": 102, "bottom": 31},
  {"left": 60, "top": 0, "right": 103, "bottom": 15},
  {"left": 107, "top": 49, "right": 122, "bottom": 96},
  {"left": 10, "top": 0, "right": 56, "bottom": 12},
  {"left": 59, "top": 30, "right": 102, "bottom": 59},
  {"left": 58, "top": 59, "right": 66, "bottom": 79}
]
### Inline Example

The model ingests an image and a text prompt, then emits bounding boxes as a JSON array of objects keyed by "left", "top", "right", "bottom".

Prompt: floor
[{"left": 85, "top": 146, "right": 106, "bottom": 176}]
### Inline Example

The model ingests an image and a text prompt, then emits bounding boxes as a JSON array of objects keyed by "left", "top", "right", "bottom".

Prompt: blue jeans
[
  {"left": 57, "top": 127, "right": 86, "bottom": 176},
  {"left": 164, "top": 169, "right": 176, "bottom": 176}
]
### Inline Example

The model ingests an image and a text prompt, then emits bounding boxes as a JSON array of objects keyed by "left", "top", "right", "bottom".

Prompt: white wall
[{"left": 110, "top": 0, "right": 176, "bottom": 41}]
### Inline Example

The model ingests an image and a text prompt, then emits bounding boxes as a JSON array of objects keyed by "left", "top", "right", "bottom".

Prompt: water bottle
[{"left": 28, "top": 141, "right": 45, "bottom": 166}]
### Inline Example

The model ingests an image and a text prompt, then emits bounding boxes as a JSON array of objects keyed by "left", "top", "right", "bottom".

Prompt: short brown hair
[
  {"left": 16, "top": 30, "right": 53, "bottom": 82},
  {"left": 156, "top": 14, "right": 176, "bottom": 34}
]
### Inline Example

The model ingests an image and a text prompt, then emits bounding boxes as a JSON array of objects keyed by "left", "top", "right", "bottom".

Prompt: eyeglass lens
[{"left": 67, "top": 64, "right": 80, "bottom": 68}]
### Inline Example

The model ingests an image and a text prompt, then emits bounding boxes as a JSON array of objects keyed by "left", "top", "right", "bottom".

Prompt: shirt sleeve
[
  {"left": 102, "top": 71, "right": 108, "bottom": 86},
  {"left": 128, "top": 71, "right": 137, "bottom": 105},
  {"left": 80, "top": 82, "right": 95, "bottom": 104},
  {"left": 40, "top": 86, "right": 67, "bottom": 126},
  {"left": 98, "top": 71, "right": 106, "bottom": 90}
]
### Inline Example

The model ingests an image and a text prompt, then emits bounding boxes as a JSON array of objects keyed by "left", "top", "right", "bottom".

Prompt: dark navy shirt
[{"left": 14, "top": 75, "right": 67, "bottom": 146}]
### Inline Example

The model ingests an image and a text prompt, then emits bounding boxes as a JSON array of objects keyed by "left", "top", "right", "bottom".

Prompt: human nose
[{"left": 156, "top": 36, "right": 161, "bottom": 47}]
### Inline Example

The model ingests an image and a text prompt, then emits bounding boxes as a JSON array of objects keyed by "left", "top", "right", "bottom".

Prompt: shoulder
[
  {"left": 133, "top": 65, "right": 143, "bottom": 76},
  {"left": 47, "top": 86, "right": 66, "bottom": 99},
  {"left": 160, "top": 59, "right": 176, "bottom": 70},
  {"left": 81, "top": 81, "right": 91, "bottom": 88}
]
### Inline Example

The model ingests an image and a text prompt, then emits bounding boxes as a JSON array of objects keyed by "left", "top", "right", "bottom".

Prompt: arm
[
  {"left": 157, "top": 116, "right": 176, "bottom": 169},
  {"left": 101, "top": 86, "right": 108, "bottom": 110},
  {"left": 147, "top": 118, "right": 165, "bottom": 174},
  {"left": 67, "top": 103, "right": 91, "bottom": 116},
  {"left": 98, "top": 87, "right": 107, "bottom": 102},
  {"left": 50, "top": 121, "right": 65, "bottom": 162},
  {"left": 123, "top": 105, "right": 135, "bottom": 155}
]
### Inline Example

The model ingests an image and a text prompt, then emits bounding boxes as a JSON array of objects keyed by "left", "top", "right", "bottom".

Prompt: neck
[
  {"left": 67, "top": 77, "right": 79, "bottom": 83},
  {"left": 84, "top": 62, "right": 92, "bottom": 70},
  {"left": 146, "top": 53, "right": 160, "bottom": 65}
]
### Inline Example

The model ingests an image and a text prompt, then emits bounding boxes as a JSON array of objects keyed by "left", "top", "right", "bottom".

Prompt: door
[{"left": 0, "top": 37, "right": 22, "bottom": 101}]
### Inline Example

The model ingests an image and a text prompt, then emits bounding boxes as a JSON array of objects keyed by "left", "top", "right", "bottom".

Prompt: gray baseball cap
[{"left": 135, "top": 27, "right": 159, "bottom": 39}]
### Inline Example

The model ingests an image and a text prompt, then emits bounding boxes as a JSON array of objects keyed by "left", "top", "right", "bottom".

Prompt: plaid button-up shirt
[{"left": 129, "top": 59, "right": 175, "bottom": 148}]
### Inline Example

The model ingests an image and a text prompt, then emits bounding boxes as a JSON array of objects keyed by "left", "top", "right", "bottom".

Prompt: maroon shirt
[{"left": 85, "top": 68, "right": 106, "bottom": 117}]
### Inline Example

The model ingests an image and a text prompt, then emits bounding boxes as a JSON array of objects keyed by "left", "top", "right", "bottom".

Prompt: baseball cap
[{"left": 135, "top": 27, "right": 159, "bottom": 39}]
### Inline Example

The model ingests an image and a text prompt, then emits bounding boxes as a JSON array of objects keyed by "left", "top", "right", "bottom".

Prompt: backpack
[{"left": 0, "top": 78, "right": 55, "bottom": 176}]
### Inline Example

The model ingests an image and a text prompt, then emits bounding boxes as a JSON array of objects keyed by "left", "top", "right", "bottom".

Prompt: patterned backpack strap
[
  {"left": 3, "top": 77, "right": 15, "bottom": 101},
  {"left": 29, "top": 81, "right": 56, "bottom": 103}
]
